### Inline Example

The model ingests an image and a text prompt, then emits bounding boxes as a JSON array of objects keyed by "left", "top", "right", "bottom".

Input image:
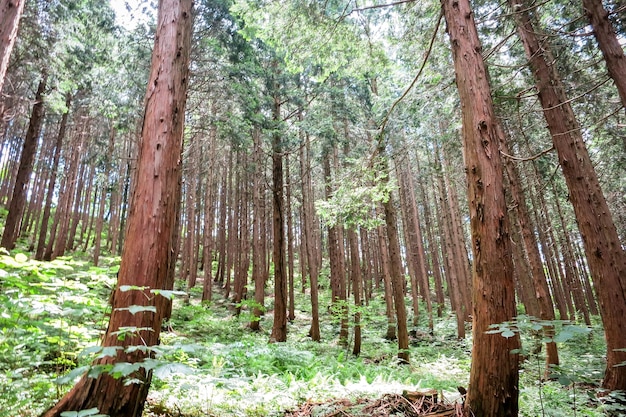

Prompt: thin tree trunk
[
  {"left": 501, "top": 140, "right": 559, "bottom": 370},
  {"left": 376, "top": 211, "right": 397, "bottom": 341},
  {"left": 513, "top": 1, "right": 626, "bottom": 390},
  {"left": 93, "top": 126, "right": 115, "bottom": 266},
  {"left": 348, "top": 228, "right": 362, "bottom": 356},
  {"left": 300, "top": 130, "right": 320, "bottom": 340},
  {"left": 286, "top": 154, "right": 295, "bottom": 322},
  {"left": 417, "top": 158, "right": 445, "bottom": 318},
  {"left": 1, "top": 73, "right": 47, "bottom": 250},
  {"left": 270, "top": 83, "right": 287, "bottom": 343}
]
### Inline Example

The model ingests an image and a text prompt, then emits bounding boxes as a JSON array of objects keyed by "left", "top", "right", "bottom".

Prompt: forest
[{"left": 0, "top": 0, "right": 625, "bottom": 416}]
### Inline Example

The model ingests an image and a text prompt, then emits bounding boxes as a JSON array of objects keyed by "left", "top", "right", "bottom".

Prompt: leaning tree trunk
[
  {"left": 40, "top": 1, "right": 193, "bottom": 415},
  {"left": 501, "top": 139, "right": 559, "bottom": 372},
  {"left": 441, "top": 0, "right": 521, "bottom": 414},
  {"left": 512, "top": 0, "right": 626, "bottom": 391},
  {"left": 583, "top": 0, "right": 626, "bottom": 109},
  {"left": 0, "top": 0, "right": 25, "bottom": 95},
  {"left": 1, "top": 73, "right": 47, "bottom": 250},
  {"left": 35, "top": 93, "right": 71, "bottom": 260}
]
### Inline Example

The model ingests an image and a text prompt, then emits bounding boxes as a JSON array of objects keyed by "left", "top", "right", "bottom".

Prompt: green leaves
[
  {"left": 315, "top": 159, "right": 394, "bottom": 230},
  {"left": 60, "top": 408, "right": 107, "bottom": 417},
  {"left": 116, "top": 305, "right": 157, "bottom": 315}
]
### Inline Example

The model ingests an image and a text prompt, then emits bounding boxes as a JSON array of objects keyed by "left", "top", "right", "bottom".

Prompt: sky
[{"left": 109, "top": 0, "right": 155, "bottom": 29}]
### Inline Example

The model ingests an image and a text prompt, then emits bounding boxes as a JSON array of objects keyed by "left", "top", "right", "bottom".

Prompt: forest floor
[{"left": 0, "top": 250, "right": 620, "bottom": 416}]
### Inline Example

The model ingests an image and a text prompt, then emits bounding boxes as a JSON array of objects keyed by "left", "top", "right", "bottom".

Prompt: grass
[{"left": 0, "top": 248, "right": 619, "bottom": 416}]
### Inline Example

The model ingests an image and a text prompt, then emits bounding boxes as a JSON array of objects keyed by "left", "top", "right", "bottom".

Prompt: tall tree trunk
[
  {"left": 379, "top": 155, "right": 410, "bottom": 364},
  {"left": 323, "top": 153, "right": 349, "bottom": 346},
  {"left": 40, "top": 0, "right": 192, "bottom": 415},
  {"left": 2, "top": 74, "right": 47, "bottom": 250},
  {"left": 441, "top": 0, "right": 521, "bottom": 414},
  {"left": 250, "top": 127, "right": 265, "bottom": 329},
  {"left": 286, "top": 154, "right": 295, "bottom": 322},
  {"left": 348, "top": 228, "right": 362, "bottom": 356},
  {"left": 300, "top": 130, "right": 320, "bottom": 341},
  {"left": 376, "top": 210, "right": 397, "bottom": 341},
  {"left": 416, "top": 157, "right": 445, "bottom": 318},
  {"left": 0, "top": 0, "right": 25, "bottom": 95},
  {"left": 501, "top": 140, "right": 559, "bottom": 371},
  {"left": 583, "top": 0, "right": 626, "bottom": 108},
  {"left": 512, "top": 1, "right": 626, "bottom": 390},
  {"left": 270, "top": 85, "right": 287, "bottom": 343},
  {"left": 402, "top": 160, "right": 434, "bottom": 333},
  {"left": 51, "top": 126, "right": 85, "bottom": 259},
  {"left": 434, "top": 145, "right": 465, "bottom": 338},
  {"left": 93, "top": 126, "right": 115, "bottom": 266}
]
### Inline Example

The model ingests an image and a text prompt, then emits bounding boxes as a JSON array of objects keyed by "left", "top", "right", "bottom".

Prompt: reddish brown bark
[
  {"left": 513, "top": 0, "right": 626, "bottom": 390},
  {"left": 323, "top": 153, "right": 349, "bottom": 345},
  {"left": 502, "top": 140, "right": 559, "bottom": 370},
  {"left": 40, "top": 1, "right": 193, "bottom": 415},
  {"left": 1, "top": 73, "right": 47, "bottom": 250},
  {"left": 442, "top": 0, "right": 521, "bottom": 413},
  {"left": 0, "top": 0, "right": 25, "bottom": 94},
  {"left": 376, "top": 210, "right": 397, "bottom": 341},
  {"left": 93, "top": 127, "right": 116, "bottom": 266},
  {"left": 250, "top": 127, "right": 266, "bottom": 329},
  {"left": 583, "top": 0, "right": 626, "bottom": 108},
  {"left": 270, "top": 85, "right": 287, "bottom": 343},
  {"left": 300, "top": 130, "right": 320, "bottom": 340}
]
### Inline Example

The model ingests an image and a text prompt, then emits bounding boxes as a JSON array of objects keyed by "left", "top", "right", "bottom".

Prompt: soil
[{"left": 284, "top": 390, "right": 464, "bottom": 417}]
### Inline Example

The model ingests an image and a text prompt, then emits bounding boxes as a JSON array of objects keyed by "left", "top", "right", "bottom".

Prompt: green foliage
[
  {"left": 0, "top": 254, "right": 116, "bottom": 417},
  {"left": 315, "top": 160, "right": 395, "bottom": 230}
]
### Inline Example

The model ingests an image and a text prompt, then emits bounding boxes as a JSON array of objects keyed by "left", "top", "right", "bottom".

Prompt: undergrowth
[{"left": 0, "top": 248, "right": 617, "bottom": 416}]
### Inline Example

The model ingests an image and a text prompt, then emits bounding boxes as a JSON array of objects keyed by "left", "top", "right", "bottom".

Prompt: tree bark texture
[
  {"left": 512, "top": 0, "right": 626, "bottom": 391},
  {"left": 441, "top": 0, "right": 521, "bottom": 414},
  {"left": 501, "top": 140, "right": 559, "bottom": 370},
  {"left": 0, "top": 0, "right": 25, "bottom": 95},
  {"left": 1, "top": 73, "right": 47, "bottom": 250},
  {"left": 583, "top": 0, "right": 626, "bottom": 109},
  {"left": 270, "top": 88, "right": 287, "bottom": 343},
  {"left": 40, "top": 0, "right": 193, "bottom": 415}
]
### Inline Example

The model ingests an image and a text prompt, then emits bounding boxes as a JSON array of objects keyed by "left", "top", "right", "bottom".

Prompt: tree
[
  {"left": 583, "top": 0, "right": 626, "bottom": 108},
  {"left": 269, "top": 70, "right": 288, "bottom": 343},
  {"left": 0, "top": 0, "right": 25, "bottom": 95},
  {"left": 511, "top": 0, "right": 626, "bottom": 391},
  {"left": 40, "top": 0, "right": 193, "bottom": 415},
  {"left": 1, "top": 71, "right": 47, "bottom": 250},
  {"left": 440, "top": 1, "right": 521, "bottom": 416}
]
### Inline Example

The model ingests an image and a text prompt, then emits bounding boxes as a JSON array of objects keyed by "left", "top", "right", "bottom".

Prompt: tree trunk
[
  {"left": 416, "top": 158, "right": 445, "bottom": 318},
  {"left": 1, "top": 73, "right": 47, "bottom": 250},
  {"left": 286, "top": 154, "right": 295, "bottom": 322},
  {"left": 300, "top": 130, "right": 320, "bottom": 341},
  {"left": 434, "top": 145, "right": 465, "bottom": 338},
  {"left": 501, "top": 140, "right": 559, "bottom": 371},
  {"left": 512, "top": 0, "right": 626, "bottom": 390},
  {"left": 441, "top": 0, "right": 521, "bottom": 413},
  {"left": 323, "top": 153, "right": 349, "bottom": 346},
  {"left": 0, "top": 0, "right": 25, "bottom": 95},
  {"left": 348, "top": 228, "right": 362, "bottom": 356},
  {"left": 379, "top": 161, "right": 410, "bottom": 364},
  {"left": 40, "top": 0, "right": 192, "bottom": 415},
  {"left": 376, "top": 211, "right": 397, "bottom": 341},
  {"left": 250, "top": 128, "right": 264, "bottom": 328},
  {"left": 93, "top": 126, "right": 115, "bottom": 266},
  {"left": 583, "top": 0, "right": 626, "bottom": 109},
  {"left": 270, "top": 85, "right": 287, "bottom": 343}
]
